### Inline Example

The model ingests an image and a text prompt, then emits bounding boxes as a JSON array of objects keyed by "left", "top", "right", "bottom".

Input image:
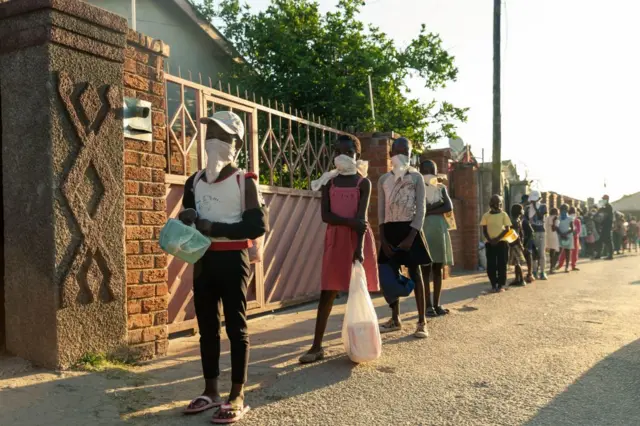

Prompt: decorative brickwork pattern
[
  {"left": 124, "top": 30, "right": 170, "bottom": 358},
  {"left": 57, "top": 72, "right": 122, "bottom": 308}
]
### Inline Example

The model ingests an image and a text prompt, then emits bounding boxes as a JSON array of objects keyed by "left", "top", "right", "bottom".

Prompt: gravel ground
[{"left": 1, "top": 255, "right": 639, "bottom": 426}]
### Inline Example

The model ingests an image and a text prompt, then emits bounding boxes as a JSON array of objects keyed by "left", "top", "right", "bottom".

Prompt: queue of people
[
  {"left": 481, "top": 190, "right": 638, "bottom": 294},
  {"left": 172, "top": 114, "right": 635, "bottom": 423}
]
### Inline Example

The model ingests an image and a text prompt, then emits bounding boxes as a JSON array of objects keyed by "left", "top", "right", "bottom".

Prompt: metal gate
[{"left": 164, "top": 74, "right": 350, "bottom": 334}]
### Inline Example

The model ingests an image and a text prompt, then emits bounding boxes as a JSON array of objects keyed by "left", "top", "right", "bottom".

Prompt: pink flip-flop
[
  {"left": 211, "top": 403, "right": 251, "bottom": 424},
  {"left": 184, "top": 395, "right": 222, "bottom": 414}
]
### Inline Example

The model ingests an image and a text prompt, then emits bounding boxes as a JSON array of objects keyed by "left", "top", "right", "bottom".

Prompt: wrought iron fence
[{"left": 165, "top": 72, "right": 350, "bottom": 189}]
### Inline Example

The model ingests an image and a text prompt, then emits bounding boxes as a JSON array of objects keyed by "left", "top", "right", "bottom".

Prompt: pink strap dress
[{"left": 321, "top": 178, "right": 380, "bottom": 292}]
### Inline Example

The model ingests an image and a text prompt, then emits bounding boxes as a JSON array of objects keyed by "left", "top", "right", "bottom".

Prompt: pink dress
[{"left": 321, "top": 179, "right": 379, "bottom": 292}]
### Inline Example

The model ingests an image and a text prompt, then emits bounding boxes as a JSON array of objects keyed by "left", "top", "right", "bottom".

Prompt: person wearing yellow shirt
[{"left": 480, "top": 195, "right": 512, "bottom": 292}]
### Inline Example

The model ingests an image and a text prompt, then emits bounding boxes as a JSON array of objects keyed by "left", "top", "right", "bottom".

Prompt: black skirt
[{"left": 378, "top": 221, "right": 432, "bottom": 267}]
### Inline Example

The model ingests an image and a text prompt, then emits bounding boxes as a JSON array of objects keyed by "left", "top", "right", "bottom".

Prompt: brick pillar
[
  {"left": 450, "top": 165, "right": 479, "bottom": 270},
  {"left": 123, "top": 30, "right": 170, "bottom": 359},
  {"left": 420, "top": 149, "right": 451, "bottom": 176},
  {"left": 357, "top": 132, "right": 394, "bottom": 244},
  {"left": 0, "top": 0, "right": 127, "bottom": 368}
]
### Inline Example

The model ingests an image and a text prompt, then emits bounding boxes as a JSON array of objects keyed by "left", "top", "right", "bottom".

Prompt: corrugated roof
[{"left": 612, "top": 192, "right": 640, "bottom": 211}]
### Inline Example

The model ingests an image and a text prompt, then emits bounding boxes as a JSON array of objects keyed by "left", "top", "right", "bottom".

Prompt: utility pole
[
  {"left": 492, "top": 0, "right": 502, "bottom": 195},
  {"left": 131, "top": 0, "right": 137, "bottom": 31},
  {"left": 368, "top": 75, "right": 376, "bottom": 131}
]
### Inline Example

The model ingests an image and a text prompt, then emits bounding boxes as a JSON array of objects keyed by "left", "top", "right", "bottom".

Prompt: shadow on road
[
  {"left": 525, "top": 338, "right": 640, "bottom": 426},
  {"left": 0, "top": 276, "right": 489, "bottom": 425}
]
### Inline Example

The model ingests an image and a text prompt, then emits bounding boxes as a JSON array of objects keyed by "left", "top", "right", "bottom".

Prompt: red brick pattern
[
  {"left": 124, "top": 30, "right": 170, "bottom": 358},
  {"left": 358, "top": 132, "right": 394, "bottom": 243},
  {"left": 450, "top": 165, "right": 480, "bottom": 271}
]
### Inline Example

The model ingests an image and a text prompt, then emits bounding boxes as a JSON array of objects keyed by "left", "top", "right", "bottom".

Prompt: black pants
[
  {"left": 486, "top": 241, "right": 509, "bottom": 288},
  {"left": 193, "top": 250, "right": 250, "bottom": 384},
  {"left": 598, "top": 230, "right": 613, "bottom": 258}
]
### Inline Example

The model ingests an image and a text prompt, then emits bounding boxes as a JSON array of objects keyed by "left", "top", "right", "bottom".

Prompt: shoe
[
  {"left": 299, "top": 349, "right": 325, "bottom": 364},
  {"left": 414, "top": 323, "right": 429, "bottom": 339},
  {"left": 379, "top": 318, "right": 402, "bottom": 334},
  {"left": 605, "top": 256, "right": 614, "bottom": 261},
  {"left": 540, "top": 273, "right": 548, "bottom": 280},
  {"left": 572, "top": 267, "right": 580, "bottom": 271}
]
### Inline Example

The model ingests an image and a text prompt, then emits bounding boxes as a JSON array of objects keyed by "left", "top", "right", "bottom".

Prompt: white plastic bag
[{"left": 342, "top": 261, "right": 382, "bottom": 363}]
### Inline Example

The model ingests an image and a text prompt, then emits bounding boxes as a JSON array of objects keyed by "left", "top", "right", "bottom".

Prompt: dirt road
[{"left": 1, "top": 255, "right": 639, "bottom": 425}]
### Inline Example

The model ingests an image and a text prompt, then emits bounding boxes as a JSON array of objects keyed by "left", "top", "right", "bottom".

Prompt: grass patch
[{"left": 73, "top": 349, "right": 140, "bottom": 372}]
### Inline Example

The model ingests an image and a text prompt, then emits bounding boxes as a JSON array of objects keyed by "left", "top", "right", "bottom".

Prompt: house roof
[
  {"left": 172, "top": 0, "right": 245, "bottom": 64},
  {"left": 611, "top": 192, "right": 640, "bottom": 212}
]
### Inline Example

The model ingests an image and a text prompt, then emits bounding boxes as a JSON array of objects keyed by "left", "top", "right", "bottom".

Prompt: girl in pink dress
[{"left": 299, "top": 135, "right": 379, "bottom": 364}]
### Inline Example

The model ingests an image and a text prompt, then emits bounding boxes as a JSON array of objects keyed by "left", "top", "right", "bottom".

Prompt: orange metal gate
[{"left": 164, "top": 74, "right": 349, "bottom": 334}]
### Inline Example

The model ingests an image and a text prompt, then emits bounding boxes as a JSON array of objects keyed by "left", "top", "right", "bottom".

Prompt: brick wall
[
  {"left": 420, "top": 149, "right": 451, "bottom": 176},
  {"left": 123, "top": 30, "right": 170, "bottom": 359},
  {"left": 450, "top": 165, "right": 479, "bottom": 270},
  {"left": 358, "top": 132, "right": 394, "bottom": 243}
]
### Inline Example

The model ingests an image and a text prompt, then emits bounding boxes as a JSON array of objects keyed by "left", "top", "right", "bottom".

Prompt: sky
[{"left": 231, "top": 0, "right": 640, "bottom": 202}]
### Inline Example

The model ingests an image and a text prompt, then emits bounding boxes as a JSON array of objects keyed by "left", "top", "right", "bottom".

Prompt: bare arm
[
  {"left": 483, "top": 225, "right": 491, "bottom": 242},
  {"left": 354, "top": 179, "right": 372, "bottom": 262}
]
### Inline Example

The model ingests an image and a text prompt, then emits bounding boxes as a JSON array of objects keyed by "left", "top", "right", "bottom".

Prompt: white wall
[{"left": 87, "top": 0, "right": 233, "bottom": 80}]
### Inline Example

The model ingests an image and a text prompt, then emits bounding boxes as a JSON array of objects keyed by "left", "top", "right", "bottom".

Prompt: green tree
[{"left": 194, "top": 0, "right": 467, "bottom": 146}]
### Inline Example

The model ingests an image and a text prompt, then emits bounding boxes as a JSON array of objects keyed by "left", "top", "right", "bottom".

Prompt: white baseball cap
[
  {"left": 529, "top": 190, "right": 541, "bottom": 202},
  {"left": 200, "top": 111, "right": 245, "bottom": 143}
]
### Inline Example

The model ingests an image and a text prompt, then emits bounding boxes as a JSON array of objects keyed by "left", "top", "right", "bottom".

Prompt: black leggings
[
  {"left": 486, "top": 241, "right": 509, "bottom": 288},
  {"left": 193, "top": 250, "right": 251, "bottom": 384}
]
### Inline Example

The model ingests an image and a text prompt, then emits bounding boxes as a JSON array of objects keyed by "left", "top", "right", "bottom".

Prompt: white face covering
[
  {"left": 310, "top": 155, "right": 369, "bottom": 192},
  {"left": 205, "top": 138, "right": 236, "bottom": 183},
  {"left": 334, "top": 154, "right": 358, "bottom": 175},
  {"left": 391, "top": 154, "right": 411, "bottom": 180}
]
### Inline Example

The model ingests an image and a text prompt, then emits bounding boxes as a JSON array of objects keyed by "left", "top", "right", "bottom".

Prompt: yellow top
[{"left": 480, "top": 211, "right": 512, "bottom": 240}]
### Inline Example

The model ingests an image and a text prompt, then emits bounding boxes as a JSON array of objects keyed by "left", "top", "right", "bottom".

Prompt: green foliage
[
  {"left": 193, "top": 0, "right": 467, "bottom": 148},
  {"left": 74, "top": 350, "right": 139, "bottom": 372}
]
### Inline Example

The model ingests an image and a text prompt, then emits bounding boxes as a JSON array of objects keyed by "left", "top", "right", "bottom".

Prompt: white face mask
[
  {"left": 205, "top": 138, "right": 236, "bottom": 183},
  {"left": 391, "top": 154, "right": 410, "bottom": 180},
  {"left": 334, "top": 154, "right": 358, "bottom": 175}
]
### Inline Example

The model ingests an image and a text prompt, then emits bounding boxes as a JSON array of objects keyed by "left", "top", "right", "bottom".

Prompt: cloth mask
[
  {"left": 205, "top": 138, "right": 236, "bottom": 183},
  {"left": 391, "top": 154, "right": 412, "bottom": 181},
  {"left": 310, "top": 155, "right": 368, "bottom": 192}
]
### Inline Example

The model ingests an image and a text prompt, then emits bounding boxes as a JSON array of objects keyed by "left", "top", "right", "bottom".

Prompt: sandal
[
  {"left": 426, "top": 307, "right": 438, "bottom": 318},
  {"left": 414, "top": 322, "right": 429, "bottom": 339},
  {"left": 299, "top": 349, "right": 324, "bottom": 364},
  {"left": 379, "top": 318, "right": 402, "bottom": 333},
  {"left": 184, "top": 395, "right": 223, "bottom": 414},
  {"left": 434, "top": 306, "right": 450, "bottom": 316},
  {"left": 211, "top": 402, "right": 251, "bottom": 424}
]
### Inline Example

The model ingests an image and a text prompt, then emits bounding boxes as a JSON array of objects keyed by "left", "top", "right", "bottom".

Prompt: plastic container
[
  {"left": 502, "top": 228, "right": 519, "bottom": 244},
  {"left": 159, "top": 219, "right": 211, "bottom": 264}
]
